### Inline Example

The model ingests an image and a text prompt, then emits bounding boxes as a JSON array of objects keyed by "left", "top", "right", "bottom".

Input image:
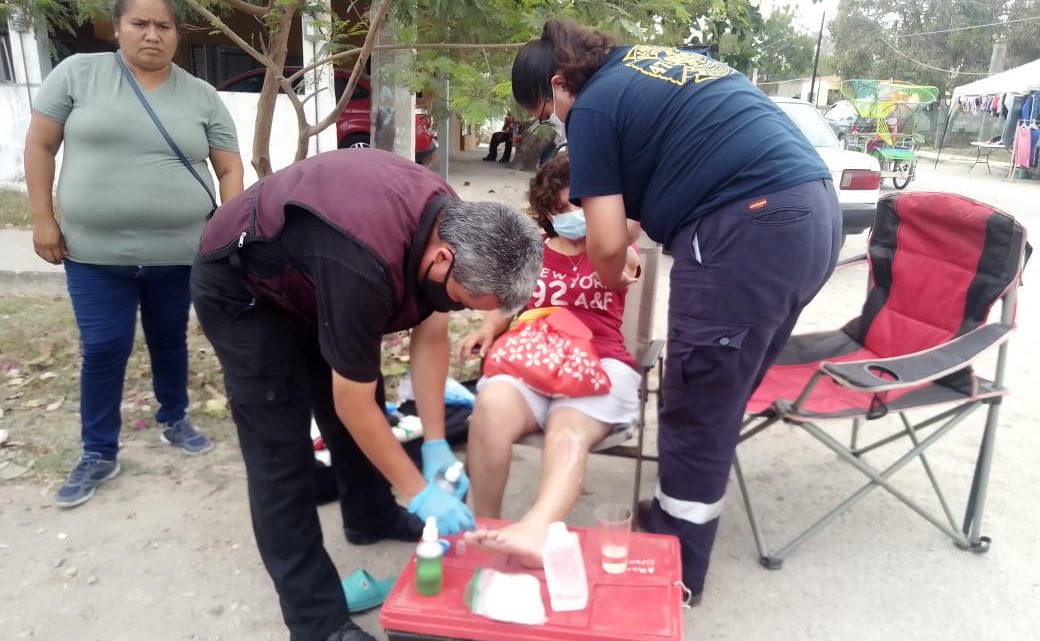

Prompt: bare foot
[{"left": 465, "top": 520, "right": 548, "bottom": 568}]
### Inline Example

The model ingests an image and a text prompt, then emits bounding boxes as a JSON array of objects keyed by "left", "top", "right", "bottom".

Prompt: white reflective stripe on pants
[{"left": 656, "top": 482, "right": 725, "bottom": 524}]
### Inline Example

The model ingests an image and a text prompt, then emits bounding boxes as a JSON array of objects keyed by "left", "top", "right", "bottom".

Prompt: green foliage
[
  {"left": 830, "top": 0, "right": 1040, "bottom": 96},
  {"left": 721, "top": 3, "right": 816, "bottom": 78},
  {"left": 405, "top": 0, "right": 768, "bottom": 124}
]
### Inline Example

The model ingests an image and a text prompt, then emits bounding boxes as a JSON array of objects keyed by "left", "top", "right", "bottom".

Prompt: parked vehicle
[
  {"left": 217, "top": 67, "right": 437, "bottom": 165},
  {"left": 772, "top": 97, "right": 881, "bottom": 240},
  {"left": 823, "top": 100, "right": 856, "bottom": 149}
]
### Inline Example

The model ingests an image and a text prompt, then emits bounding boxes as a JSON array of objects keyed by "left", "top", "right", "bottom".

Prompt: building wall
[
  {"left": 2, "top": 8, "right": 348, "bottom": 190},
  {"left": 2, "top": 86, "right": 309, "bottom": 191},
  {"left": 757, "top": 75, "right": 842, "bottom": 108}
]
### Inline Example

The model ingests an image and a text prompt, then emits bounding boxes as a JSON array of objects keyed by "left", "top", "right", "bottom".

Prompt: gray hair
[{"left": 439, "top": 200, "right": 543, "bottom": 314}]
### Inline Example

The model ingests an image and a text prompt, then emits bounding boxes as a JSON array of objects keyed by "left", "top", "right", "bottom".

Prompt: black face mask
[{"left": 421, "top": 253, "right": 465, "bottom": 313}]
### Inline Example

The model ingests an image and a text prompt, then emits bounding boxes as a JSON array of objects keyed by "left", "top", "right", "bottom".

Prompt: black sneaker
[
  {"left": 55, "top": 453, "right": 121, "bottom": 508},
  {"left": 324, "top": 621, "right": 378, "bottom": 641},
  {"left": 344, "top": 505, "right": 424, "bottom": 545}
]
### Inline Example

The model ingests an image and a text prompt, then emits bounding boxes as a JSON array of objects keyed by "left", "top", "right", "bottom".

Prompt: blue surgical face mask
[{"left": 551, "top": 209, "right": 586, "bottom": 240}]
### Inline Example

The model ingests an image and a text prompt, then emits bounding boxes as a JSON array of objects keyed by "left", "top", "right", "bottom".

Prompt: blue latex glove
[
  {"left": 421, "top": 439, "right": 471, "bottom": 499},
  {"left": 407, "top": 484, "right": 476, "bottom": 535}
]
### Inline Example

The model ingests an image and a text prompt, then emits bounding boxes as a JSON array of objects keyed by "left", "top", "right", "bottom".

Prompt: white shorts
[{"left": 477, "top": 358, "right": 640, "bottom": 434}]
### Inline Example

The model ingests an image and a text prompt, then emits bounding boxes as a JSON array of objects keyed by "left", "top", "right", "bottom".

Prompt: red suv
[{"left": 217, "top": 67, "right": 438, "bottom": 164}]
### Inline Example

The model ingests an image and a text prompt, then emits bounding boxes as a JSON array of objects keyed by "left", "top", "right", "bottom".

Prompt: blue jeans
[{"left": 64, "top": 260, "right": 192, "bottom": 459}]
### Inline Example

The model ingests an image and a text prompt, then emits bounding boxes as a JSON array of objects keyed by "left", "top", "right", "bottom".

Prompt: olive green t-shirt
[{"left": 34, "top": 52, "right": 239, "bottom": 266}]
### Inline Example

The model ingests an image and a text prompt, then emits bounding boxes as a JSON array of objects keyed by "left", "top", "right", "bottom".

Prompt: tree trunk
[
  {"left": 252, "top": 4, "right": 301, "bottom": 178},
  {"left": 510, "top": 123, "right": 554, "bottom": 172}
]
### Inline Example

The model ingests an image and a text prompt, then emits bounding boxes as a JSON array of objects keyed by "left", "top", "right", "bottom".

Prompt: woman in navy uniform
[{"left": 511, "top": 19, "right": 842, "bottom": 602}]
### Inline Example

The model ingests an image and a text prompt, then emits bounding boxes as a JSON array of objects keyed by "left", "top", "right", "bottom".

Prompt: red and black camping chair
[{"left": 734, "top": 191, "right": 1030, "bottom": 569}]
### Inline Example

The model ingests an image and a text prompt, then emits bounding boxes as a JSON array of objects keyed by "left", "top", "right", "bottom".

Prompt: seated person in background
[
  {"left": 459, "top": 153, "right": 641, "bottom": 566},
  {"left": 484, "top": 111, "right": 520, "bottom": 163}
]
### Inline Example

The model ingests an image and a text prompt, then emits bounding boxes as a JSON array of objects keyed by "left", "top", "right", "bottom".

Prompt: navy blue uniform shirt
[{"left": 566, "top": 46, "right": 831, "bottom": 247}]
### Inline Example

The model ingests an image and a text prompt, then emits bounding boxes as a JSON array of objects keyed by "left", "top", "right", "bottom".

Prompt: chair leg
[
  {"left": 960, "top": 400, "right": 1002, "bottom": 552},
  {"left": 850, "top": 418, "right": 862, "bottom": 453},
  {"left": 900, "top": 413, "right": 958, "bottom": 531},
  {"left": 629, "top": 360, "right": 656, "bottom": 527},
  {"left": 791, "top": 408, "right": 979, "bottom": 554},
  {"left": 733, "top": 452, "right": 782, "bottom": 569}
]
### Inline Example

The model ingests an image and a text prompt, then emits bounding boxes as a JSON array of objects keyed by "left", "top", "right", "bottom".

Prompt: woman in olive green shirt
[{"left": 24, "top": 0, "right": 244, "bottom": 508}]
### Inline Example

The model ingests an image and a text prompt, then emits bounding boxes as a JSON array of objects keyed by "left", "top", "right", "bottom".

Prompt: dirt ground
[{"left": 2, "top": 153, "right": 1039, "bottom": 641}]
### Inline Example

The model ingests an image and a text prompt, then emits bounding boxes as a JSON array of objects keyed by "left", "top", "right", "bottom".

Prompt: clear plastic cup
[{"left": 595, "top": 503, "right": 632, "bottom": 574}]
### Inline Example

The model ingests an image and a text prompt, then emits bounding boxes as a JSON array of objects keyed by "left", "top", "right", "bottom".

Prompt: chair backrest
[{"left": 847, "top": 192, "right": 1027, "bottom": 358}]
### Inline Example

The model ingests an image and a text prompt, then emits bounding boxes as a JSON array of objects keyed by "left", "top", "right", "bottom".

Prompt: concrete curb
[{"left": 0, "top": 269, "right": 67, "bottom": 297}]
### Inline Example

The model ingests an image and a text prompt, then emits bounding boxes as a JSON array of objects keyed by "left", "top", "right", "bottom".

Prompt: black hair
[
  {"left": 112, "top": 0, "right": 179, "bottom": 28},
  {"left": 511, "top": 19, "right": 617, "bottom": 110}
]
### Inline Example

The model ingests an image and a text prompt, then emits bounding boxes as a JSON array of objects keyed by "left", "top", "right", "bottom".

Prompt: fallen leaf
[
  {"left": 203, "top": 398, "right": 228, "bottom": 418},
  {"left": 45, "top": 397, "right": 65, "bottom": 412},
  {"left": 8, "top": 378, "right": 26, "bottom": 387},
  {"left": 24, "top": 398, "right": 44, "bottom": 409}
]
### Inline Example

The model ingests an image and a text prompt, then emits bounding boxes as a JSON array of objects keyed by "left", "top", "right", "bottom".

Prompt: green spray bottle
[{"left": 415, "top": 516, "right": 443, "bottom": 596}]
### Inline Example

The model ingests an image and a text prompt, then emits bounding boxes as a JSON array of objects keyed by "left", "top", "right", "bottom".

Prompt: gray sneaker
[
  {"left": 160, "top": 417, "right": 214, "bottom": 455},
  {"left": 55, "top": 452, "right": 121, "bottom": 508}
]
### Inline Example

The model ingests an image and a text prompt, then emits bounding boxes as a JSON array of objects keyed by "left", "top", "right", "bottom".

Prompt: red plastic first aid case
[{"left": 380, "top": 519, "right": 685, "bottom": 641}]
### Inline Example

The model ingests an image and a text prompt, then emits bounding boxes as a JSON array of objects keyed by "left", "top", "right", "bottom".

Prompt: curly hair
[
  {"left": 512, "top": 19, "right": 618, "bottom": 109},
  {"left": 527, "top": 153, "right": 571, "bottom": 238}
]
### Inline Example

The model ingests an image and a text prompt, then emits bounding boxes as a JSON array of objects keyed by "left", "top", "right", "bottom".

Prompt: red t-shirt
[{"left": 525, "top": 241, "right": 636, "bottom": 370}]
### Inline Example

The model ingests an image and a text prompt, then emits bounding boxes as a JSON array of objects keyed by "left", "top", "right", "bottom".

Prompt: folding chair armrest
[
  {"left": 639, "top": 339, "right": 666, "bottom": 372},
  {"left": 819, "top": 323, "right": 1013, "bottom": 392}
]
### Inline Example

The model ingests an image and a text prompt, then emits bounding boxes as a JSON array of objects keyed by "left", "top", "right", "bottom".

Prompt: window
[
  {"left": 0, "top": 28, "right": 15, "bottom": 83},
  {"left": 334, "top": 75, "right": 369, "bottom": 101}
]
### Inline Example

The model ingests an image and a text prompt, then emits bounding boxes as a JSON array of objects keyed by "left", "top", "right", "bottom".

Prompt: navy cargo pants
[{"left": 646, "top": 179, "right": 842, "bottom": 594}]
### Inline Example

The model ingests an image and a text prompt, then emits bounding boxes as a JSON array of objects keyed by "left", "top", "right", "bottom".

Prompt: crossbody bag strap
[{"left": 114, "top": 52, "right": 218, "bottom": 211}]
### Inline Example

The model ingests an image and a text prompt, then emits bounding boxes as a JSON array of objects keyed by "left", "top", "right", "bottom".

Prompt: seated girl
[{"left": 458, "top": 153, "right": 641, "bottom": 566}]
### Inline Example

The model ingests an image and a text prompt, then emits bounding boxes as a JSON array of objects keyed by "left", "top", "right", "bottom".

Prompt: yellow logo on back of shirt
[{"left": 623, "top": 46, "right": 733, "bottom": 86}]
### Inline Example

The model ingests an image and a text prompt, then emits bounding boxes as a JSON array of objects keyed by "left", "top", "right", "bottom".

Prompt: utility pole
[{"left": 807, "top": 11, "right": 825, "bottom": 107}]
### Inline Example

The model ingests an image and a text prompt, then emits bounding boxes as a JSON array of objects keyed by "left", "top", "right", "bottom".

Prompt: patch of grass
[
  {"left": 0, "top": 189, "right": 31, "bottom": 229},
  {"left": 0, "top": 296, "right": 486, "bottom": 482},
  {"left": 0, "top": 296, "right": 231, "bottom": 480}
]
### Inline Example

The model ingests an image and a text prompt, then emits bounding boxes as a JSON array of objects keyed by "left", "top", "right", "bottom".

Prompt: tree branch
[
  {"left": 181, "top": 0, "right": 270, "bottom": 68},
  {"left": 221, "top": 0, "right": 268, "bottom": 18},
  {"left": 287, "top": 42, "right": 525, "bottom": 85},
  {"left": 297, "top": 0, "right": 394, "bottom": 159}
]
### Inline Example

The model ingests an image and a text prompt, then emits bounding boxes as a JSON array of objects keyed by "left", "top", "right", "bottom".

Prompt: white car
[{"left": 771, "top": 97, "right": 880, "bottom": 240}]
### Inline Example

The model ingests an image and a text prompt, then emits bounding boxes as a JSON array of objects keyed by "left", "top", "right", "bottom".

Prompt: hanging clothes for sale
[
  {"left": 1031, "top": 127, "right": 1040, "bottom": 168},
  {"left": 1014, "top": 125, "right": 1033, "bottom": 168}
]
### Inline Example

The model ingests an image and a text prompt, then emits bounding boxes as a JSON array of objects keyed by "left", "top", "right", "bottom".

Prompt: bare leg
[
  {"left": 467, "top": 381, "right": 539, "bottom": 519},
  {"left": 468, "top": 407, "right": 611, "bottom": 567}
]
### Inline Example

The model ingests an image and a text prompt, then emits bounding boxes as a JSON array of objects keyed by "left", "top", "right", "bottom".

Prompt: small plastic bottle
[
  {"left": 541, "top": 521, "right": 589, "bottom": 612},
  {"left": 435, "top": 461, "right": 465, "bottom": 494},
  {"left": 415, "top": 516, "right": 443, "bottom": 597}
]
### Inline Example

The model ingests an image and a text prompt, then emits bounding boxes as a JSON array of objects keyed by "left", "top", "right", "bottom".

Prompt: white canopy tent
[
  {"left": 935, "top": 58, "right": 1040, "bottom": 165},
  {"left": 951, "top": 58, "right": 1040, "bottom": 98}
]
